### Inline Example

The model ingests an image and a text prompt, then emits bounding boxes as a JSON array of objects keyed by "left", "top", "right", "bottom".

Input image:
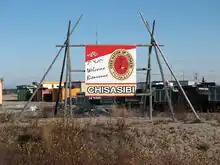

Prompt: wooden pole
[
  {"left": 54, "top": 21, "right": 71, "bottom": 116},
  {"left": 23, "top": 14, "right": 83, "bottom": 110},
  {"left": 154, "top": 46, "right": 175, "bottom": 121},
  {"left": 67, "top": 21, "right": 73, "bottom": 118},
  {"left": 144, "top": 20, "right": 155, "bottom": 120},
  {"left": 139, "top": 12, "right": 200, "bottom": 121},
  {"left": 64, "top": 22, "right": 71, "bottom": 117}
]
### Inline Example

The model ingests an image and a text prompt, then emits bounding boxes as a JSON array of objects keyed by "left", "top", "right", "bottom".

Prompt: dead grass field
[
  {"left": 1, "top": 94, "right": 220, "bottom": 164},
  {"left": 0, "top": 112, "right": 220, "bottom": 165}
]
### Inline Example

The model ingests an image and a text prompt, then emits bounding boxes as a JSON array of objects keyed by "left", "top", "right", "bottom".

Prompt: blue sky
[{"left": 0, "top": 0, "right": 220, "bottom": 88}]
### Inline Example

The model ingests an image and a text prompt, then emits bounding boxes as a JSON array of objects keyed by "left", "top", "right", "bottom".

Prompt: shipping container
[
  {"left": 64, "top": 81, "right": 81, "bottom": 88},
  {"left": 61, "top": 88, "right": 81, "bottom": 101},
  {"left": 32, "top": 87, "right": 44, "bottom": 101},
  {"left": 51, "top": 87, "right": 81, "bottom": 102},
  {"left": 52, "top": 88, "right": 59, "bottom": 102},
  {"left": 16, "top": 85, "right": 35, "bottom": 101}
]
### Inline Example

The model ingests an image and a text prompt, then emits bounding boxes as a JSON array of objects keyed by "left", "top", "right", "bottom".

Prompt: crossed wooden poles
[{"left": 19, "top": 13, "right": 200, "bottom": 121}]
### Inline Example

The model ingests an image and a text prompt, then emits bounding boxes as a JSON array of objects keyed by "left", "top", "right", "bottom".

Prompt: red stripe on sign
[{"left": 85, "top": 45, "right": 136, "bottom": 62}]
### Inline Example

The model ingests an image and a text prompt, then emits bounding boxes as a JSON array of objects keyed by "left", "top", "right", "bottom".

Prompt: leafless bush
[
  {"left": 111, "top": 106, "right": 129, "bottom": 117},
  {"left": 37, "top": 106, "right": 54, "bottom": 118},
  {"left": 0, "top": 113, "right": 14, "bottom": 123},
  {"left": 199, "top": 113, "right": 220, "bottom": 123},
  {"left": 175, "top": 112, "right": 193, "bottom": 121},
  {"left": 110, "top": 106, "right": 144, "bottom": 117}
]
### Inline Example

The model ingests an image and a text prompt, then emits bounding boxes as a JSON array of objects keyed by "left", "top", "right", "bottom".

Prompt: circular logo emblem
[{"left": 108, "top": 49, "right": 134, "bottom": 80}]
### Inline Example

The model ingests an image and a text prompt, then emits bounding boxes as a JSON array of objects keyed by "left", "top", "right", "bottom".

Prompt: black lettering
[
  {"left": 87, "top": 74, "right": 108, "bottom": 81},
  {"left": 103, "top": 86, "right": 110, "bottom": 93},
  {"left": 87, "top": 67, "right": 105, "bottom": 73},
  {"left": 87, "top": 86, "right": 94, "bottom": 94},
  {"left": 96, "top": 87, "right": 102, "bottom": 93},
  {"left": 117, "top": 86, "right": 123, "bottom": 94}
]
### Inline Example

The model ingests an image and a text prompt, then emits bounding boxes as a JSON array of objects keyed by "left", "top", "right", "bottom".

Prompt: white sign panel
[{"left": 85, "top": 45, "right": 136, "bottom": 96}]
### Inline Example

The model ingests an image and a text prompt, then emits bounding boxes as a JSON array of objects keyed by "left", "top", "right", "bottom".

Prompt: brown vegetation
[{"left": 0, "top": 111, "right": 220, "bottom": 165}]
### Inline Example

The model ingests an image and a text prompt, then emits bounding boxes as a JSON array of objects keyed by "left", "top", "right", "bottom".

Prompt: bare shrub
[
  {"left": 0, "top": 113, "right": 14, "bottom": 123},
  {"left": 110, "top": 106, "right": 144, "bottom": 117},
  {"left": 199, "top": 113, "right": 220, "bottom": 123},
  {"left": 196, "top": 142, "right": 210, "bottom": 151},
  {"left": 37, "top": 106, "right": 53, "bottom": 118},
  {"left": 111, "top": 107, "right": 128, "bottom": 117},
  {"left": 153, "top": 119, "right": 172, "bottom": 125}
]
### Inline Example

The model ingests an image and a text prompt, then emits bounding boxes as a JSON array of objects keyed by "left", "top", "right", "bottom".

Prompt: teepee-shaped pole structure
[{"left": 140, "top": 12, "right": 200, "bottom": 121}]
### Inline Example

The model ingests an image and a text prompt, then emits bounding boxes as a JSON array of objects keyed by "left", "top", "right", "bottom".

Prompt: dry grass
[
  {"left": 110, "top": 106, "right": 144, "bottom": 117},
  {"left": 1, "top": 103, "right": 220, "bottom": 165},
  {"left": 0, "top": 114, "right": 219, "bottom": 165},
  {"left": 0, "top": 113, "right": 14, "bottom": 123}
]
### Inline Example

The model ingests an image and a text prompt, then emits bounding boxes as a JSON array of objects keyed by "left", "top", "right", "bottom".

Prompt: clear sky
[{"left": 0, "top": 0, "right": 220, "bottom": 88}]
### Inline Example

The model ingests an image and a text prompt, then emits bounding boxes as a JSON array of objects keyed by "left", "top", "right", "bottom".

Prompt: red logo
[{"left": 108, "top": 49, "right": 134, "bottom": 80}]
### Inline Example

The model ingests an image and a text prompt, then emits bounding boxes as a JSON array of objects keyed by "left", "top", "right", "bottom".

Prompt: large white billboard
[{"left": 85, "top": 45, "right": 136, "bottom": 97}]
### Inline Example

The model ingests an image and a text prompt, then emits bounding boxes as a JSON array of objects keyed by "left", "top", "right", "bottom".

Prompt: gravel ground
[
  {"left": 57, "top": 116, "right": 220, "bottom": 157},
  {"left": 1, "top": 94, "right": 55, "bottom": 112}
]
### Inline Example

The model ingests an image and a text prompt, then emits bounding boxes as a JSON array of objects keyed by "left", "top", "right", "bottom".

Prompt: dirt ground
[{"left": 2, "top": 94, "right": 55, "bottom": 107}]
